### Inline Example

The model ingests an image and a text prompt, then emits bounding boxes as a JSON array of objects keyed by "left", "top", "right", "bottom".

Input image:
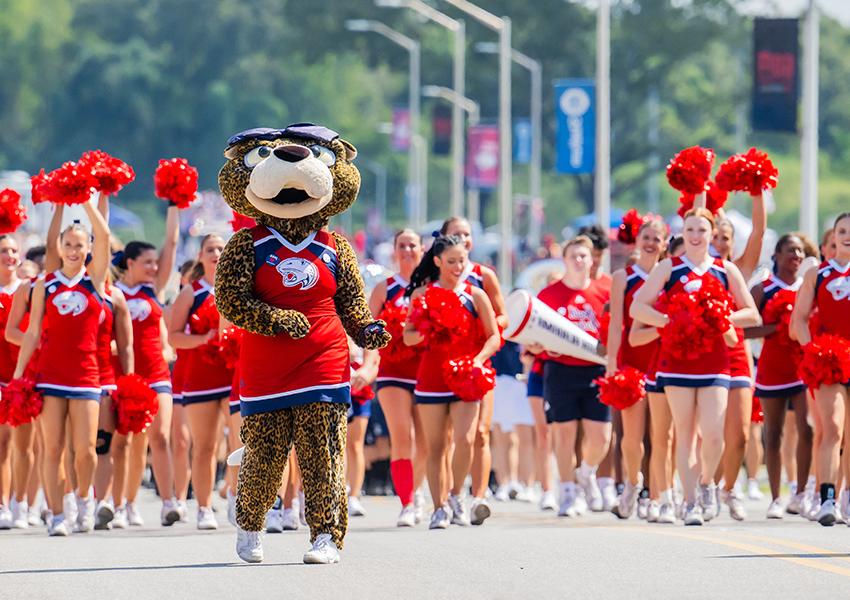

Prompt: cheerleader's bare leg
[
  {"left": 67, "top": 399, "right": 99, "bottom": 499},
  {"left": 648, "top": 392, "right": 674, "bottom": 499},
  {"left": 11, "top": 423, "right": 35, "bottom": 504},
  {"left": 449, "top": 401, "right": 481, "bottom": 497},
  {"left": 696, "top": 386, "right": 728, "bottom": 486},
  {"left": 813, "top": 384, "right": 845, "bottom": 488},
  {"left": 419, "top": 405, "right": 451, "bottom": 509},
  {"left": 665, "top": 387, "right": 698, "bottom": 503},
  {"left": 718, "top": 387, "right": 751, "bottom": 492},
  {"left": 0, "top": 425, "right": 9, "bottom": 507},
  {"left": 470, "top": 390, "right": 494, "bottom": 499},
  {"left": 41, "top": 396, "right": 69, "bottom": 515},
  {"left": 146, "top": 393, "right": 175, "bottom": 501}
]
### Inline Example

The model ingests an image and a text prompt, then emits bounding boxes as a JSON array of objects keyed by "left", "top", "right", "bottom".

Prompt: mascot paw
[
  {"left": 276, "top": 310, "right": 311, "bottom": 339},
  {"left": 359, "top": 320, "right": 391, "bottom": 350}
]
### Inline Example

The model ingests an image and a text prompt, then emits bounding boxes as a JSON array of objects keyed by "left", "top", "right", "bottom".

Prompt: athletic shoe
[
  {"left": 806, "top": 496, "right": 821, "bottom": 522},
  {"left": 236, "top": 526, "right": 264, "bottom": 563},
  {"left": 94, "top": 499, "right": 115, "bottom": 530},
  {"left": 721, "top": 488, "right": 747, "bottom": 521},
  {"left": 637, "top": 497, "right": 650, "bottom": 520},
  {"left": 786, "top": 492, "right": 805, "bottom": 515},
  {"left": 835, "top": 504, "right": 846, "bottom": 525},
  {"left": 573, "top": 490, "right": 589, "bottom": 516},
  {"left": 683, "top": 502, "right": 704, "bottom": 526},
  {"left": 75, "top": 496, "right": 95, "bottom": 533},
  {"left": 657, "top": 502, "right": 676, "bottom": 524},
  {"left": 429, "top": 506, "right": 450, "bottom": 530},
  {"left": 348, "top": 496, "right": 366, "bottom": 517},
  {"left": 303, "top": 533, "right": 340, "bottom": 564},
  {"left": 11, "top": 501, "right": 29, "bottom": 529},
  {"left": 558, "top": 483, "right": 578, "bottom": 517},
  {"left": 48, "top": 514, "right": 70, "bottom": 537},
  {"left": 161, "top": 499, "right": 180, "bottom": 526},
  {"left": 176, "top": 500, "right": 189, "bottom": 523},
  {"left": 27, "top": 503, "right": 42, "bottom": 527},
  {"left": 112, "top": 506, "right": 129, "bottom": 529},
  {"left": 515, "top": 485, "right": 534, "bottom": 503},
  {"left": 63, "top": 493, "right": 78, "bottom": 526},
  {"left": 494, "top": 485, "right": 510, "bottom": 502},
  {"left": 281, "top": 508, "right": 300, "bottom": 531},
  {"left": 470, "top": 497, "right": 491, "bottom": 526},
  {"left": 576, "top": 464, "right": 603, "bottom": 512},
  {"left": 539, "top": 490, "right": 558, "bottom": 512},
  {"left": 126, "top": 502, "right": 144, "bottom": 527},
  {"left": 448, "top": 494, "right": 470, "bottom": 526},
  {"left": 397, "top": 504, "right": 416, "bottom": 527},
  {"left": 226, "top": 491, "right": 237, "bottom": 528},
  {"left": 646, "top": 500, "right": 660, "bottom": 523},
  {"left": 766, "top": 498, "right": 784, "bottom": 519},
  {"left": 747, "top": 478, "right": 764, "bottom": 500},
  {"left": 840, "top": 490, "right": 850, "bottom": 522},
  {"left": 0, "top": 505, "right": 11, "bottom": 529},
  {"left": 197, "top": 507, "right": 219, "bottom": 530},
  {"left": 699, "top": 484, "right": 718, "bottom": 522},
  {"left": 817, "top": 499, "right": 836, "bottom": 526},
  {"left": 599, "top": 477, "right": 618, "bottom": 512},
  {"left": 298, "top": 491, "right": 307, "bottom": 526},
  {"left": 265, "top": 508, "right": 283, "bottom": 533},
  {"left": 414, "top": 491, "right": 425, "bottom": 524},
  {"left": 507, "top": 481, "right": 522, "bottom": 500},
  {"left": 613, "top": 476, "right": 642, "bottom": 520}
]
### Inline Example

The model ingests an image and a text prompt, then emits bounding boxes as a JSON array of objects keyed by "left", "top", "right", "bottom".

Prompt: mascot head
[{"left": 218, "top": 123, "right": 360, "bottom": 240}]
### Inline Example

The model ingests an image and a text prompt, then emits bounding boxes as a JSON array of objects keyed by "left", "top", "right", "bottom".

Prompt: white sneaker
[
  {"left": 699, "top": 484, "right": 718, "bottom": 522},
  {"left": 573, "top": 490, "right": 589, "bottom": 516},
  {"left": 835, "top": 504, "right": 846, "bottom": 525},
  {"left": 75, "top": 496, "right": 95, "bottom": 533},
  {"left": 613, "top": 477, "right": 641, "bottom": 520},
  {"left": 63, "top": 493, "right": 78, "bottom": 526},
  {"left": 0, "top": 505, "right": 11, "bottom": 529},
  {"left": 429, "top": 505, "right": 450, "bottom": 529},
  {"left": 11, "top": 501, "right": 29, "bottom": 529},
  {"left": 806, "top": 496, "right": 821, "bottom": 521},
  {"left": 747, "top": 478, "right": 764, "bottom": 500},
  {"left": 721, "top": 488, "right": 747, "bottom": 521},
  {"left": 646, "top": 500, "right": 660, "bottom": 523},
  {"left": 236, "top": 526, "right": 264, "bottom": 563},
  {"left": 413, "top": 491, "right": 425, "bottom": 524},
  {"left": 27, "top": 503, "right": 42, "bottom": 527},
  {"left": 539, "top": 490, "right": 558, "bottom": 512},
  {"left": 348, "top": 496, "right": 366, "bottom": 517},
  {"left": 95, "top": 499, "right": 115, "bottom": 530},
  {"left": 683, "top": 502, "right": 704, "bottom": 526},
  {"left": 281, "top": 507, "right": 300, "bottom": 531},
  {"left": 515, "top": 485, "right": 534, "bottom": 503},
  {"left": 112, "top": 506, "right": 129, "bottom": 529},
  {"left": 227, "top": 491, "right": 237, "bottom": 528},
  {"left": 161, "top": 499, "right": 180, "bottom": 526},
  {"left": 265, "top": 509, "right": 283, "bottom": 533},
  {"left": 397, "top": 504, "right": 416, "bottom": 527},
  {"left": 48, "top": 514, "right": 70, "bottom": 536},
  {"left": 818, "top": 499, "right": 837, "bottom": 527},
  {"left": 637, "top": 497, "right": 650, "bottom": 520},
  {"left": 494, "top": 484, "right": 510, "bottom": 502},
  {"left": 577, "top": 464, "right": 603, "bottom": 512},
  {"left": 558, "top": 483, "right": 578, "bottom": 517},
  {"left": 786, "top": 492, "right": 805, "bottom": 515},
  {"left": 766, "top": 498, "right": 784, "bottom": 519},
  {"left": 470, "top": 497, "right": 491, "bottom": 526},
  {"left": 126, "top": 502, "right": 144, "bottom": 526},
  {"left": 176, "top": 500, "right": 189, "bottom": 523},
  {"left": 599, "top": 477, "right": 618, "bottom": 512},
  {"left": 303, "top": 533, "right": 340, "bottom": 564},
  {"left": 448, "top": 494, "right": 470, "bottom": 526},
  {"left": 657, "top": 502, "right": 676, "bottom": 524},
  {"left": 197, "top": 506, "right": 219, "bottom": 530}
]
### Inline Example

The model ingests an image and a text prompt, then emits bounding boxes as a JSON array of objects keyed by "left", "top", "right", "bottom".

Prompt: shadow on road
[
  {"left": 0, "top": 562, "right": 303, "bottom": 575},
  {"left": 717, "top": 553, "right": 850, "bottom": 559}
]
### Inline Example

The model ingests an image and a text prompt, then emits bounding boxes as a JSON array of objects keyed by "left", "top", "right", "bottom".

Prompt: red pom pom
[
  {"left": 0, "top": 377, "right": 43, "bottom": 426},
  {"left": 114, "top": 374, "right": 160, "bottom": 435},
  {"left": 677, "top": 180, "right": 729, "bottom": 218},
  {"left": 762, "top": 289, "right": 798, "bottom": 346},
  {"left": 751, "top": 396, "right": 764, "bottom": 424},
  {"left": 377, "top": 302, "right": 421, "bottom": 366},
  {"left": 661, "top": 276, "right": 733, "bottom": 361},
  {"left": 408, "top": 286, "right": 472, "bottom": 350},
  {"left": 218, "top": 326, "right": 243, "bottom": 370},
  {"left": 666, "top": 146, "right": 715, "bottom": 194},
  {"left": 230, "top": 211, "right": 256, "bottom": 232},
  {"left": 48, "top": 161, "right": 97, "bottom": 205},
  {"left": 0, "top": 189, "right": 27, "bottom": 234},
  {"left": 617, "top": 209, "right": 647, "bottom": 245},
  {"left": 189, "top": 296, "right": 219, "bottom": 334},
  {"left": 798, "top": 335, "right": 850, "bottom": 391},
  {"left": 595, "top": 367, "right": 646, "bottom": 410},
  {"left": 78, "top": 150, "right": 135, "bottom": 196},
  {"left": 30, "top": 169, "right": 53, "bottom": 204},
  {"left": 154, "top": 158, "right": 198, "bottom": 209},
  {"left": 715, "top": 148, "right": 778, "bottom": 196},
  {"left": 442, "top": 356, "right": 496, "bottom": 402}
]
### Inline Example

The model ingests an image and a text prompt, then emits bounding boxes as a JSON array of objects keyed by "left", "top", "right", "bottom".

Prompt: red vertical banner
[
  {"left": 466, "top": 124, "right": 499, "bottom": 190},
  {"left": 432, "top": 105, "right": 452, "bottom": 156},
  {"left": 391, "top": 108, "right": 411, "bottom": 151}
]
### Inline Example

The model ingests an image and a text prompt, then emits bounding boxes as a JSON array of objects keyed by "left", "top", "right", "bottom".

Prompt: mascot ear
[
  {"left": 340, "top": 139, "right": 358, "bottom": 161},
  {"left": 224, "top": 146, "right": 240, "bottom": 160}
]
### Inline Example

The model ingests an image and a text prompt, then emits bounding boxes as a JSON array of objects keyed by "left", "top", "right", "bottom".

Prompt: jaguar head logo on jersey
[
  {"left": 127, "top": 298, "right": 152, "bottom": 322},
  {"left": 53, "top": 291, "right": 88, "bottom": 317},
  {"left": 684, "top": 279, "right": 703, "bottom": 293},
  {"left": 277, "top": 257, "right": 319, "bottom": 290},
  {"left": 826, "top": 276, "right": 850, "bottom": 302}
]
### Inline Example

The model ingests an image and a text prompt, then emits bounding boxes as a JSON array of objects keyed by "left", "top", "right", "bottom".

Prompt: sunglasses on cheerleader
[{"left": 226, "top": 123, "right": 339, "bottom": 148}]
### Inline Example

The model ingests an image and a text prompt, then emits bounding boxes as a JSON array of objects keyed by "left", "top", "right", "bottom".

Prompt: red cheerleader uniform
[
  {"left": 655, "top": 256, "right": 731, "bottom": 389},
  {"left": 814, "top": 259, "right": 850, "bottom": 339},
  {"left": 36, "top": 271, "right": 103, "bottom": 401},
  {"left": 0, "top": 280, "right": 23, "bottom": 386},
  {"left": 171, "top": 348, "right": 189, "bottom": 405},
  {"left": 754, "top": 274, "right": 804, "bottom": 398},
  {"left": 97, "top": 283, "right": 116, "bottom": 394},
  {"left": 414, "top": 283, "right": 480, "bottom": 404},
  {"left": 239, "top": 226, "right": 349, "bottom": 416},
  {"left": 116, "top": 281, "right": 172, "bottom": 394},
  {"left": 181, "top": 280, "right": 233, "bottom": 404},
  {"left": 619, "top": 264, "right": 658, "bottom": 374},
  {"left": 463, "top": 262, "right": 485, "bottom": 290},
  {"left": 375, "top": 274, "right": 419, "bottom": 393},
  {"left": 228, "top": 362, "right": 241, "bottom": 415}
]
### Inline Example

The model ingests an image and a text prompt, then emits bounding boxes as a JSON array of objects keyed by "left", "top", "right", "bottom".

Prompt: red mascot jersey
[
  {"left": 814, "top": 259, "right": 850, "bottom": 339},
  {"left": 536, "top": 278, "right": 609, "bottom": 367},
  {"left": 182, "top": 280, "right": 233, "bottom": 403},
  {"left": 755, "top": 274, "right": 804, "bottom": 398},
  {"left": 619, "top": 264, "right": 657, "bottom": 374},
  {"left": 117, "top": 282, "right": 171, "bottom": 393},
  {"left": 36, "top": 271, "right": 103, "bottom": 400},
  {"left": 0, "top": 280, "right": 23, "bottom": 385},
  {"left": 239, "top": 226, "right": 350, "bottom": 416},
  {"left": 376, "top": 273, "right": 420, "bottom": 388}
]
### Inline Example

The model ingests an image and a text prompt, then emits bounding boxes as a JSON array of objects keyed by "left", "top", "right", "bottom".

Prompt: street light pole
[
  {"left": 800, "top": 0, "right": 819, "bottom": 240},
  {"left": 595, "top": 0, "right": 611, "bottom": 273}
]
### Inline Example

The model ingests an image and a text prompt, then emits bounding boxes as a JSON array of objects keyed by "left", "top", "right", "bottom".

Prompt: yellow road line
[{"left": 731, "top": 531, "right": 850, "bottom": 563}]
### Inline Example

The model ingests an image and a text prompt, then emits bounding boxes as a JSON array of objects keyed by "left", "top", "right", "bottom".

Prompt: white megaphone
[{"left": 503, "top": 289, "right": 606, "bottom": 366}]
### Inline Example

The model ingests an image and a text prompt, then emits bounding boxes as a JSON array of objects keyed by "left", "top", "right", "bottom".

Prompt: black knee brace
[{"left": 96, "top": 429, "right": 113, "bottom": 455}]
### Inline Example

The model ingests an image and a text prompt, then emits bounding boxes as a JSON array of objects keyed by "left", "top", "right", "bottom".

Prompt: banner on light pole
[
  {"left": 752, "top": 18, "right": 799, "bottom": 132},
  {"left": 391, "top": 107, "right": 411, "bottom": 151},
  {"left": 554, "top": 79, "right": 595, "bottom": 174},
  {"left": 513, "top": 118, "right": 532, "bottom": 165},
  {"left": 466, "top": 124, "right": 500, "bottom": 190}
]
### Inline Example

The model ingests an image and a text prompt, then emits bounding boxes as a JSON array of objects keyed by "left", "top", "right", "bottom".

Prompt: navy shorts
[
  {"left": 348, "top": 398, "right": 372, "bottom": 422},
  {"left": 376, "top": 378, "right": 416, "bottom": 393},
  {"left": 543, "top": 362, "right": 609, "bottom": 424},
  {"left": 527, "top": 370, "right": 544, "bottom": 398}
]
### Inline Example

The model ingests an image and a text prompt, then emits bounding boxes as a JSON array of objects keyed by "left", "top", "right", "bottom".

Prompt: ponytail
[{"left": 404, "top": 234, "right": 465, "bottom": 297}]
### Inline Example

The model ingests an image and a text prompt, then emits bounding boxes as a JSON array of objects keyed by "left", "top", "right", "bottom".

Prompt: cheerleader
[
  {"left": 403, "top": 234, "right": 501, "bottom": 529},
  {"left": 113, "top": 204, "right": 181, "bottom": 526},
  {"left": 790, "top": 213, "right": 850, "bottom": 526},
  {"left": 346, "top": 338, "right": 372, "bottom": 518},
  {"left": 440, "top": 217, "right": 507, "bottom": 525},
  {"left": 167, "top": 233, "right": 232, "bottom": 530},
  {"left": 12, "top": 198, "right": 111, "bottom": 536},
  {"left": 528, "top": 236, "right": 610, "bottom": 518},
  {"left": 631, "top": 208, "right": 760, "bottom": 526},
  {"left": 746, "top": 233, "right": 811, "bottom": 519},
  {"left": 607, "top": 219, "right": 667, "bottom": 519},
  {"left": 367, "top": 229, "right": 426, "bottom": 527}
]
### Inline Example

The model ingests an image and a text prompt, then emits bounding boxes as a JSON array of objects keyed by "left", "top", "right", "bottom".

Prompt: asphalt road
[{"left": 2, "top": 488, "right": 850, "bottom": 599}]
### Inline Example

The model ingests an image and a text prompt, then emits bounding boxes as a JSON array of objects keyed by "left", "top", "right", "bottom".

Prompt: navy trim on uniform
[
  {"left": 37, "top": 384, "right": 102, "bottom": 401},
  {"left": 150, "top": 381, "right": 173, "bottom": 394},
  {"left": 240, "top": 384, "right": 351, "bottom": 416},
  {"left": 656, "top": 373, "right": 731, "bottom": 389},
  {"left": 376, "top": 379, "right": 416, "bottom": 393},
  {"left": 729, "top": 377, "right": 753, "bottom": 390},
  {"left": 348, "top": 399, "right": 372, "bottom": 421},
  {"left": 182, "top": 386, "right": 232, "bottom": 404},
  {"left": 229, "top": 400, "right": 240, "bottom": 415},
  {"left": 755, "top": 383, "right": 807, "bottom": 399},
  {"left": 414, "top": 392, "right": 462, "bottom": 405}
]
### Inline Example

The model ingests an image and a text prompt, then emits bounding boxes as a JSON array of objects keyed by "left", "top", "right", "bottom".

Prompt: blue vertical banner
[
  {"left": 555, "top": 79, "right": 595, "bottom": 174},
  {"left": 513, "top": 118, "right": 532, "bottom": 165}
]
